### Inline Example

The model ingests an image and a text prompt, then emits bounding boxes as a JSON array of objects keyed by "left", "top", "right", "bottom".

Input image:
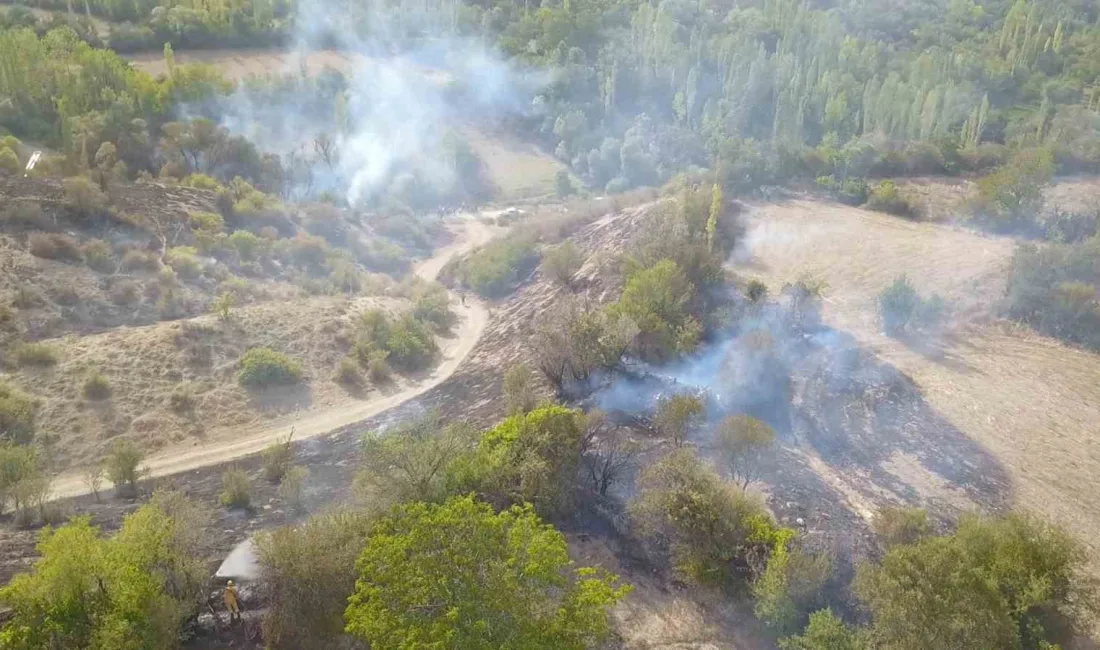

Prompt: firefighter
[{"left": 224, "top": 579, "right": 241, "bottom": 623}]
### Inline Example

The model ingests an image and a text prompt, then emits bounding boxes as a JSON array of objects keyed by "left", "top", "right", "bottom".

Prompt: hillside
[{"left": 0, "top": 175, "right": 462, "bottom": 471}]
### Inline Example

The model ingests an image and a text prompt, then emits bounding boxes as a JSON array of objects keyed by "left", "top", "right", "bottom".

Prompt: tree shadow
[{"left": 244, "top": 383, "right": 313, "bottom": 415}]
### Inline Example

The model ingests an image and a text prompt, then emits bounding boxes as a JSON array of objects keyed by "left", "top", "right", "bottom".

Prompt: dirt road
[{"left": 49, "top": 216, "right": 497, "bottom": 500}]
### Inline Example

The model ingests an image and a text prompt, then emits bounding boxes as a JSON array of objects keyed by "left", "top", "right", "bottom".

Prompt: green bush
[
  {"left": 970, "top": 148, "right": 1054, "bottom": 232},
  {"left": 335, "top": 356, "right": 363, "bottom": 386},
  {"left": 461, "top": 237, "right": 539, "bottom": 298},
  {"left": 872, "top": 506, "right": 931, "bottom": 547},
  {"left": 1005, "top": 240, "right": 1100, "bottom": 349},
  {"left": 410, "top": 282, "right": 453, "bottom": 330},
  {"left": 606, "top": 259, "right": 694, "bottom": 361},
  {"left": 816, "top": 176, "right": 868, "bottom": 205},
  {"left": 105, "top": 438, "right": 143, "bottom": 497},
  {"left": 220, "top": 467, "right": 251, "bottom": 508},
  {"left": 62, "top": 176, "right": 109, "bottom": 218},
  {"left": 385, "top": 314, "right": 437, "bottom": 371},
  {"left": 82, "top": 370, "right": 111, "bottom": 400},
  {"left": 262, "top": 435, "right": 294, "bottom": 483},
  {"left": 168, "top": 385, "right": 195, "bottom": 413},
  {"left": 13, "top": 342, "right": 59, "bottom": 367},
  {"left": 0, "top": 382, "right": 36, "bottom": 445},
  {"left": 878, "top": 274, "right": 946, "bottom": 336},
  {"left": 121, "top": 248, "right": 161, "bottom": 272},
  {"left": 540, "top": 241, "right": 584, "bottom": 287},
  {"left": 28, "top": 232, "right": 83, "bottom": 262},
  {"left": 82, "top": 239, "right": 115, "bottom": 272},
  {"left": 180, "top": 173, "right": 222, "bottom": 190},
  {"left": 227, "top": 230, "right": 264, "bottom": 261},
  {"left": 189, "top": 210, "right": 224, "bottom": 233},
  {"left": 238, "top": 348, "right": 303, "bottom": 388},
  {"left": 864, "top": 181, "right": 920, "bottom": 219},
  {"left": 0, "top": 146, "right": 21, "bottom": 175},
  {"left": 165, "top": 246, "right": 202, "bottom": 279}
]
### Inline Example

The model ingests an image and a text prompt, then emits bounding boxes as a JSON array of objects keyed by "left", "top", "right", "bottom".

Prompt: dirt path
[{"left": 49, "top": 215, "right": 496, "bottom": 500}]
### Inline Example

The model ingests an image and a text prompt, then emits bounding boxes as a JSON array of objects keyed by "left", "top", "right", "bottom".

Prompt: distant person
[
  {"left": 460, "top": 290, "right": 467, "bottom": 307},
  {"left": 224, "top": 579, "right": 241, "bottom": 623}
]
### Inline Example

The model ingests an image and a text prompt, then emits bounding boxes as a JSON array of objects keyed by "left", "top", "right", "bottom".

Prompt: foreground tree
[
  {"left": 0, "top": 491, "right": 208, "bottom": 649},
  {"left": 854, "top": 513, "right": 1097, "bottom": 649},
  {"left": 258, "top": 511, "right": 374, "bottom": 650},
  {"left": 344, "top": 496, "right": 630, "bottom": 649}
]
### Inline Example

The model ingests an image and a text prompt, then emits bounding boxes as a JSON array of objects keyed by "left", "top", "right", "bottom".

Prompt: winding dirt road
[{"left": 49, "top": 215, "right": 497, "bottom": 500}]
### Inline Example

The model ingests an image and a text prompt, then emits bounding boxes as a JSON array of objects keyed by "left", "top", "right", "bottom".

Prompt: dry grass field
[{"left": 735, "top": 194, "right": 1100, "bottom": 567}]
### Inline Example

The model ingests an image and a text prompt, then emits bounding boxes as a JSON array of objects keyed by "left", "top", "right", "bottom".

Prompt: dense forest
[{"left": 4, "top": 0, "right": 1100, "bottom": 194}]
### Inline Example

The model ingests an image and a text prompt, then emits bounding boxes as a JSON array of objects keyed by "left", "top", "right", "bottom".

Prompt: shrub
[
  {"left": 746, "top": 279, "right": 769, "bottom": 303},
  {"left": 276, "top": 466, "right": 308, "bottom": 509},
  {"left": 753, "top": 538, "right": 832, "bottom": 634},
  {"left": 1043, "top": 206, "right": 1099, "bottom": 244},
  {"left": 816, "top": 176, "right": 868, "bottom": 205},
  {"left": 461, "top": 237, "right": 539, "bottom": 298},
  {"left": 366, "top": 349, "right": 390, "bottom": 381},
  {"left": 82, "top": 370, "right": 111, "bottom": 400},
  {"left": 409, "top": 282, "right": 453, "bottom": 330},
  {"left": 219, "top": 467, "right": 251, "bottom": 508},
  {"left": 0, "top": 146, "right": 20, "bottom": 175},
  {"left": 189, "top": 210, "right": 224, "bottom": 233},
  {"left": 653, "top": 392, "right": 704, "bottom": 447},
  {"left": 82, "top": 239, "right": 114, "bottom": 272},
  {"left": 180, "top": 173, "right": 222, "bottom": 190},
  {"left": 335, "top": 356, "right": 362, "bottom": 386},
  {"left": 262, "top": 434, "right": 294, "bottom": 483},
  {"left": 555, "top": 169, "right": 573, "bottom": 197},
  {"left": 872, "top": 506, "right": 931, "bottom": 548},
  {"left": 121, "top": 248, "right": 161, "bottom": 272},
  {"left": 779, "top": 609, "right": 865, "bottom": 650},
  {"left": 607, "top": 259, "right": 695, "bottom": 361},
  {"left": 384, "top": 314, "right": 437, "bottom": 371},
  {"left": 110, "top": 279, "right": 142, "bottom": 305},
  {"left": 62, "top": 176, "right": 109, "bottom": 218},
  {"left": 971, "top": 148, "right": 1054, "bottom": 232},
  {"left": 540, "top": 241, "right": 584, "bottom": 287},
  {"left": 878, "top": 275, "right": 946, "bottom": 336},
  {"left": 227, "top": 230, "right": 263, "bottom": 261},
  {"left": 714, "top": 414, "right": 775, "bottom": 488},
  {"left": 13, "top": 342, "right": 59, "bottom": 367},
  {"left": 864, "top": 181, "right": 919, "bottom": 219},
  {"left": 502, "top": 363, "right": 537, "bottom": 415},
  {"left": 165, "top": 246, "right": 202, "bottom": 279},
  {"left": 0, "top": 445, "right": 40, "bottom": 516},
  {"left": 0, "top": 202, "right": 48, "bottom": 229},
  {"left": 105, "top": 438, "right": 143, "bottom": 497},
  {"left": 854, "top": 513, "right": 1097, "bottom": 649},
  {"left": 238, "top": 348, "right": 303, "bottom": 388},
  {"left": 630, "top": 449, "right": 786, "bottom": 591},
  {"left": 28, "top": 232, "right": 82, "bottom": 262},
  {"left": 168, "top": 385, "right": 195, "bottom": 413},
  {"left": 0, "top": 382, "right": 36, "bottom": 445}
]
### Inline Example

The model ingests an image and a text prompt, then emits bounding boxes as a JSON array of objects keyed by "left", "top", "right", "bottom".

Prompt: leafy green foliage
[
  {"left": 460, "top": 237, "right": 539, "bottom": 298},
  {"left": 82, "top": 369, "right": 111, "bottom": 400},
  {"left": 0, "top": 491, "right": 209, "bottom": 650},
  {"left": 816, "top": 176, "right": 869, "bottom": 206},
  {"left": 0, "top": 445, "right": 40, "bottom": 517},
  {"left": 105, "top": 438, "right": 143, "bottom": 497},
  {"left": 12, "top": 342, "right": 59, "bottom": 367},
  {"left": 351, "top": 309, "right": 437, "bottom": 373},
  {"left": 753, "top": 539, "right": 832, "bottom": 634},
  {"left": 971, "top": 148, "right": 1055, "bottom": 232},
  {"left": 779, "top": 609, "right": 866, "bottom": 650},
  {"left": 854, "top": 513, "right": 1098, "bottom": 650},
  {"left": 257, "top": 511, "right": 374, "bottom": 650},
  {"left": 451, "top": 405, "right": 586, "bottom": 516},
  {"left": 540, "top": 241, "right": 584, "bottom": 287},
  {"left": 1005, "top": 238, "right": 1100, "bottom": 350},
  {"left": 344, "top": 495, "right": 630, "bottom": 649},
  {"left": 262, "top": 434, "right": 294, "bottom": 483},
  {"left": 873, "top": 507, "right": 932, "bottom": 548},
  {"left": 714, "top": 414, "right": 775, "bottom": 489},
  {"left": 878, "top": 274, "right": 946, "bottom": 336},
  {"left": 237, "top": 347, "right": 303, "bottom": 388},
  {"left": 0, "top": 383, "right": 36, "bottom": 445},
  {"left": 502, "top": 363, "right": 537, "bottom": 415},
  {"left": 219, "top": 467, "right": 251, "bottom": 509},
  {"left": 608, "top": 259, "right": 697, "bottom": 361},
  {"left": 357, "top": 412, "right": 472, "bottom": 513},
  {"left": 629, "top": 449, "right": 787, "bottom": 591},
  {"left": 865, "top": 181, "right": 920, "bottom": 219},
  {"left": 0, "top": 146, "right": 20, "bottom": 175},
  {"left": 653, "top": 392, "right": 704, "bottom": 448}
]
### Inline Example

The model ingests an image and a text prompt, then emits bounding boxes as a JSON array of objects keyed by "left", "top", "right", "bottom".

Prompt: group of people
[{"left": 437, "top": 201, "right": 477, "bottom": 220}]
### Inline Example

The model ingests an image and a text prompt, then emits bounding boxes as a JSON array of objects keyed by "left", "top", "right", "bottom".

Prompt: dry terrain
[{"left": 734, "top": 193, "right": 1100, "bottom": 567}]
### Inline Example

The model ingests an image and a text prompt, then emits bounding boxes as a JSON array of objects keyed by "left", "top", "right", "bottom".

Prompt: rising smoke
[{"left": 198, "top": 0, "right": 545, "bottom": 206}]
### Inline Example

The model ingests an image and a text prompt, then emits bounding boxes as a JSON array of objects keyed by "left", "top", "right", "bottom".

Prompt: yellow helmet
[{"left": 227, "top": 579, "right": 234, "bottom": 586}]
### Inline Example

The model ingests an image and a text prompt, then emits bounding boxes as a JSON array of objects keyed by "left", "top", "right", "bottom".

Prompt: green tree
[
  {"left": 714, "top": 414, "right": 775, "bottom": 488},
  {"left": 344, "top": 496, "right": 630, "bottom": 649},
  {"left": 854, "top": 513, "right": 1097, "bottom": 650},
  {"left": 872, "top": 506, "right": 932, "bottom": 548},
  {"left": 653, "top": 392, "right": 704, "bottom": 448},
  {"left": 0, "top": 382, "right": 36, "bottom": 445},
  {"left": 779, "top": 609, "right": 866, "bottom": 650},
  {"left": 502, "top": 363, "right": 538, "bottom": 414},
  {"left": 357, "top": 413, "right": 473, "bottom": 512},
  {"left": 105, "top": 438, "right": 144, "bottom": 497},
  {"left": 609, "top": 259, "right": 695, "bottom": 360},
  {"left": 630, "top": 449, "right": 785, "bottom": 591},
  {"left": 540, "top": 241, "right": 584, "bottom": 288},
  {"left": 0, "top": 147, "right": 20, "bottom": 175}
]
